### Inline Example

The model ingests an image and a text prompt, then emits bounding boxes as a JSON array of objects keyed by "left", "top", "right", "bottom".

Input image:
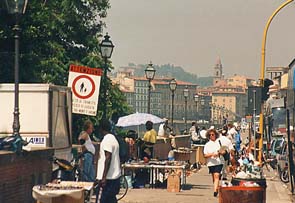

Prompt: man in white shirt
[{"left": 96, "top": 120, "right": 121, "bottom": 203}]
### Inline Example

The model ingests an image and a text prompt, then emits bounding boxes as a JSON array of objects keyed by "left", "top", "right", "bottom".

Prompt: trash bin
[
  {"left": 219, "top": 186, "right": 266, "bottom": 203},
  {"left": 231, "top": 177, "right": 267, "bottom": 188}
]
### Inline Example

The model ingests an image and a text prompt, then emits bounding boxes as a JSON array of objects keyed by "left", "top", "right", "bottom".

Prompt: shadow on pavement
[{"left": 182, "top": 184, "right": 211, "bottom": 190}]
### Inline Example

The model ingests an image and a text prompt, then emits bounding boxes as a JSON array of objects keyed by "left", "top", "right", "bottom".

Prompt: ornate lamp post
[
  {"left": 200, "top": 97, "right": 205, "bottom": 122},
  {"left": 183, "top": 86, "right": 189, "bottom": 133},
  {"left": 99, "top": 33, "right": 114, "bottom": 120},
  {"left": 5, "top": 0, "right": 28, "bottom": 137},
  {"left": 194, "top": 94, "right": 199, "bottom": 123},
  {"left": 169, "top": 78, "right": 177, "bottom": 129},
  {"left": 145, "top": 62, "right": 156, "bottom": 114}
]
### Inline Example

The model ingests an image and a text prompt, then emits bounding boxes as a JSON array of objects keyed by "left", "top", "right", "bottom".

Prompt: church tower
[{"left": 213, "top": 56, "right": 223, "bottom": 85}]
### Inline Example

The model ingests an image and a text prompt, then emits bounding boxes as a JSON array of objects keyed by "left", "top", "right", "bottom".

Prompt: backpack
[{"left": 114, "top": 134, "right": 129, "bottom": 163}]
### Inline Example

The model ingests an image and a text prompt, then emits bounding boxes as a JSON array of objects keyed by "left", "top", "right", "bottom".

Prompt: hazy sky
[{"left": 104, "top": 0, "right": 295, "bottom": 79}]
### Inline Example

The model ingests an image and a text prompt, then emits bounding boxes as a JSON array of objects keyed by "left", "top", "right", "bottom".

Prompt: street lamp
[
  {"left": 209, "top": 101, "right": 212, "bottom": 123},
  {"left": 194, "top": 94, "right": 199, "bottom": 123},
  {"left": 212, "top": 103, "right": 216, "bottom": 125},
  {"left": 258, "top": 0, "right": 293, "bottom": 163},
  {"left": 145, "top": 62, "right": 156, "bottom": 114},
  {"left": 200, "top": 97, "right": 205, "bottom": 122},
  {"left": 5, "top": 0, "right": 28, "bottom": 138},
  {"left": 183, "top": 86, "right": 189, "bottom": 133},
  {"left": 169, "top": 78, "right": 177, "bottom": 129},
  {"left": 99, "top": 33, "right": 114, "bottom": 120}
]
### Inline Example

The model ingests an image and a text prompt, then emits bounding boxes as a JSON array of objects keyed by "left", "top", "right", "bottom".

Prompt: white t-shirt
[
  {"left": 227, "top": 127, "right": 237, "bottom": 144},
  {"left": 217, "top": 135, "right": 234, "bottom": 151},
  {"left": 96, "top": 134, "right": 121, "bottom": 180},
  {"left": 84, "top": 137, "right": 95, "bottom": 155},
  {"left": 158, "top": 123, "right": 165, "bottom": 137},
  {"left": 200, "top": 129, "right": 207, "bottom": 139},
  {"left": 203, "top": 140, "right": 224, "bottom": 166}
]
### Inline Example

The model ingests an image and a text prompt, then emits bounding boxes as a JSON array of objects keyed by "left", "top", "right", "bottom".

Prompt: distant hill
[{"left": 133, "top": 63, "right": 213, "bottom": 87}]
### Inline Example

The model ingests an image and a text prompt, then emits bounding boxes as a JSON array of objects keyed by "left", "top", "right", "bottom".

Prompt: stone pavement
[
  {"left": 118, "top": 166, "right": 294, "bottom": 203},
  {"left": 264, "top": 167, "right": 293, "bottom": 203}
]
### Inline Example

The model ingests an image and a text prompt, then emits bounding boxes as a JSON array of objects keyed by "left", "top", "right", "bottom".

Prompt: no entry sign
[{"left": 68, "top": 64, "right": 102, "bottom": 116}]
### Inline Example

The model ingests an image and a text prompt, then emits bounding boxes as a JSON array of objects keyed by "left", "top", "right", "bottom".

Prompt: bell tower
[{"left": 213, "top": 56, "right": 223, "bottom": 85}]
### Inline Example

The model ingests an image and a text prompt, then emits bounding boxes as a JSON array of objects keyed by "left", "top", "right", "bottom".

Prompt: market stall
[
  {"left": 122, "top": 160, "right": 187, "bottom": 190},
  {"left": 32, "top": 181, "right": 93, "bottom": 203}
]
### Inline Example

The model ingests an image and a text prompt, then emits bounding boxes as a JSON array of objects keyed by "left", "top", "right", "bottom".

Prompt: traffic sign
[{"left": 68, "top": 64, "right": 102, "bottom": 116}]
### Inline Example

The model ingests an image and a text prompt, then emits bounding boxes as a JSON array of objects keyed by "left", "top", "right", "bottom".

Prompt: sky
[{"left": 104, "top": 0, "right": 295, "bottom": 79}]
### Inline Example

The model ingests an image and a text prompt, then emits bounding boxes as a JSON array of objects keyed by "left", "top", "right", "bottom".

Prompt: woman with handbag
[{"left": 203, "top": 129, "right": 224, "bottom": 197}]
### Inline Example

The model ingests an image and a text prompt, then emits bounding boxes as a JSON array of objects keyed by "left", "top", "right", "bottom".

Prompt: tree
[{"left": 0, "top": 0, "right": 131, "bottom": 140}]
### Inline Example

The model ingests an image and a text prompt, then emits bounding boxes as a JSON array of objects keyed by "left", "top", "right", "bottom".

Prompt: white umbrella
[{"left": 116, "top": 112, "right": 164, "bottom": 127}]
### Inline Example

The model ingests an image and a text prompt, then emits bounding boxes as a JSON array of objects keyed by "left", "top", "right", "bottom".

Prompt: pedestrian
[
  {"left": 141, "top": 120, "right": 157, "bottom": 159},
  {"left": 203, "top": 128, "right": 224, "bottom": 197},
  {"left": 190, "top": 121, "right": 200, "bottom": 144},
  {"left": 199, "top": 126, "right": 207, "bottom": 140},
  {"left": 78, "top": 120, "right": 96, "bottom": 182},
  {"left": 217, "top": 129, "right": 234, "bottom": 180},
  {"left": 227, "top": 123, "right": 238, "bottom": 144},
  {"left": 96, "top": 119, "right": 121, "bottom": 203},
  {"left": 235, "top": 126, "right": 242, "bottom": 153},
  {"left": 158, "top": 118, "right": 172, "bottom": 137}
]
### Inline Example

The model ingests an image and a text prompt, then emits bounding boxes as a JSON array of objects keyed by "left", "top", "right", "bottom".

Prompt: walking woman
[{"left": 203, "top": 128, "right": 224, "bottom": 197}]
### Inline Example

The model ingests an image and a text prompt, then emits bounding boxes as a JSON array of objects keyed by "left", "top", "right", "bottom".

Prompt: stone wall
[{"left": 0, "top": 148, "right": 54, "bottom": 203}]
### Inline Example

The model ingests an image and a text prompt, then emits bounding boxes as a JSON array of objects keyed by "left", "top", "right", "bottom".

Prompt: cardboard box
[{"left": 167, "top": 173, "right": 180, "bottom": 192}]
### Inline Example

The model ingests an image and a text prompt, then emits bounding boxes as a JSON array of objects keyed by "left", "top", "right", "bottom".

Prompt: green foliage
[
  {"left": 134, "top": 63, "right": 213, "bottom": 87},
  {"left": 0, "top": 0, "right": 131, "bottom": 141}
]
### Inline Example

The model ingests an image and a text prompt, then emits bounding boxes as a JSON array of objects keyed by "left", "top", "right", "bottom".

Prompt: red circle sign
[{"left": 72, "top": 75, "right": 96, "bottom": 99}]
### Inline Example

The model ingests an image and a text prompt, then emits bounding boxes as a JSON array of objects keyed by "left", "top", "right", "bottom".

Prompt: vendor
[{"left": 141, "top": 121, "right": 157, "bottom": 159}]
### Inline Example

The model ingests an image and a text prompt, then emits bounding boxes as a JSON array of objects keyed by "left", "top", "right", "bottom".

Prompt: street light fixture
[
  {"left": 145, "top": 62, "right": 156, "bottom": 114},
  {"left": 183, "top": 86, "right": 189, "bottom": 133},
  {"left": 5, "top": 0, "right": 28, "bottom": 14},
  {"left": 169, "top": 78, "right": 177, "bottom": 129},
  {"left": 5, "top": 0, "right": 28, "bottom": 138},
  {"left": 194, "top": 94, "right": 199, "bottom": 123},
  {"left": 99, "top": 33, "right": 114, "bottom": 120}
]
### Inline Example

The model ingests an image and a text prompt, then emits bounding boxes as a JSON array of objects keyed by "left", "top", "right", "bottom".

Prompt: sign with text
[{"left": 68, "top": 64, "right": 102, "bottom": 116}]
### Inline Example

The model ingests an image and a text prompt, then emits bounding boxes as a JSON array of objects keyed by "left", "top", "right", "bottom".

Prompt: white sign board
[
  {"left": 23, "top": 137, "right": 47, "bottom": 147},
  {"left": 269, "top": 98, "right": 285, "bottom": 109},
  {"left": 68, "top": 64, "right": 102, "bottom": 116}
]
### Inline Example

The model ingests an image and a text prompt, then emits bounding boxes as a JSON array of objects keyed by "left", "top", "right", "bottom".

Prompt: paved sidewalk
[
  {"left": 264, "top": 167, "right": 293, "bottom": 203},
  {"left": 119, "top": 166, "right": 294, "bottom": 203}
]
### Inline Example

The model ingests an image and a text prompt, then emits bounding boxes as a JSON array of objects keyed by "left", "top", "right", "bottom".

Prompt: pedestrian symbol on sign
[
  {"left": 80, "top": 82, "right": 87, "bottom": 93},
  {"left": 72, "top": 75, "right": 95, "bottom": 99}
]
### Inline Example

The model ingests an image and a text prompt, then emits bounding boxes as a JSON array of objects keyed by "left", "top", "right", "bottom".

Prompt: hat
[{"left": 209, "top": 126, "right": 215, "bottom": 130}]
